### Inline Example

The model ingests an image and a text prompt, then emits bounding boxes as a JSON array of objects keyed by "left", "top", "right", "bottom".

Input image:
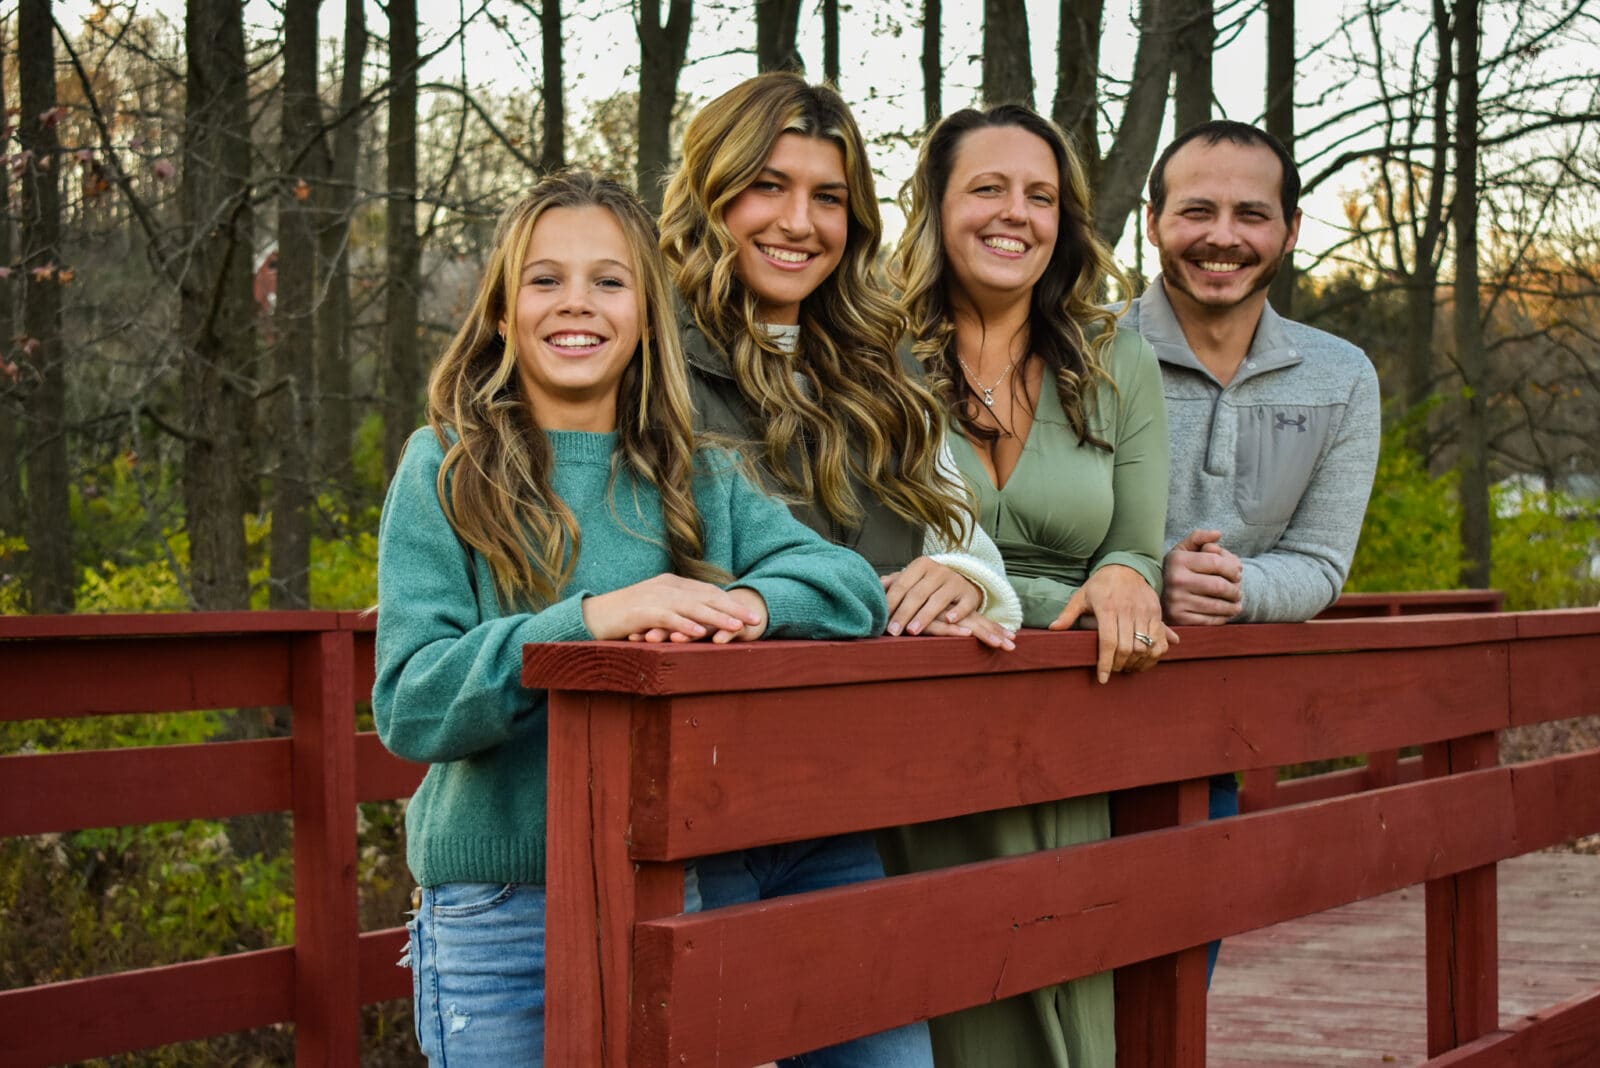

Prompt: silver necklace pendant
[{"left": 981, "top": 388, "right": 996, "bottom": 407}]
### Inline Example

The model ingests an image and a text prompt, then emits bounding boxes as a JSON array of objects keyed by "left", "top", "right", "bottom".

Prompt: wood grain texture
[
  {"left": 291, "top": 630, "right": 362, "bottom": 1065},
  {"left": 1425, "top": 734, "right": 1500, "bottom": 1057},
  {"left": 0, "top": 635, "right": 295, "bottom": 719},
  {"left": 1507, "top": 635, "right": 1600, "bottom": 727},
  {"left": 628, "top": 643, "right": 1510, "bottom": 860},
  {"left": 522, "top": 613, "right": 1533, "bottom": 695},
  {"left": 545, "top": 693, "right": 683, "bottom": 1067},
  {"left": 0, "top": 947, "right": 294, "bottom": 1066},
  {"left": 1316, "top": 590, "right": 1504, "bottom": 618},
  {"left": 1207, "top": 854, "right": 1600, "bottom": 1066},
  {"left": 1423, "top": 988, "right": 1600, "bottom": 1068},
  {"left": 1114, "top": 779, "right": 1210, "bottom": 1068},
  {"left": 628, "top": 767, "right": 1554, "bottom": 1066},
  {"left": 0, "top": 739, "right": 291, "bottom": 836},
  {"left": 0, "top": 609, "right": 345, "bottom": 639}
]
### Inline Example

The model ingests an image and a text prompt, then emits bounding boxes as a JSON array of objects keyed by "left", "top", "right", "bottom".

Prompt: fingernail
[
  {"left": 947, "top": 611, "right": 959, "bottom": 623},
  {"left": 887, "top": 621, "right": 901, "bottom": 636},
  {"left": 908, "top": 621, "right": 922, "bottom": 635}
]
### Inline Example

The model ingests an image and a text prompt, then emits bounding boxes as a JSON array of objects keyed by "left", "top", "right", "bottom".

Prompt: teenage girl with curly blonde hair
[{"left": 374, "top": 170, "right": 889, "bottom": 1066}]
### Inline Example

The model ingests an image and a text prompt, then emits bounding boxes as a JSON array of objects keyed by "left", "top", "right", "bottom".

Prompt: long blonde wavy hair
[
  {"left": 892, "top": 105, "right": 1126, "bottom": 452},
  {"left": 659, "top": 72, "right": 969, "bottom": 547},
  {"left": 425, "top": 170, "right": 725, "bottom": 608}
]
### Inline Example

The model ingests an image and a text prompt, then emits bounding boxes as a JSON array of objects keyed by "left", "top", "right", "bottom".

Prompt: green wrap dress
[{"left": 884, "top": 328, "right": 1169, "bottom": 1068}]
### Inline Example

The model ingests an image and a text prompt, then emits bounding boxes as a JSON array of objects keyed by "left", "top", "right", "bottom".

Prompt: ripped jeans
[{"left": 406, "top": 882, "right": 546, "bottom": 1066}]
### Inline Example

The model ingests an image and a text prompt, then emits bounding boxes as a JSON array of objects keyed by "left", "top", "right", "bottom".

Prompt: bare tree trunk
[
  {"left": 1400, "top": 0, "right": 1454, "bottom": 457},
  {"left": 0, "top": 17, "right": 20, "bottom": 538},
  {"left": 1172, "top": 0, "right": 1213, "bottom": 132},
  {"left": 19, "top": 0, "right": 72, "bottom": 613},
  {"left": 1053, "top": 0, "right": 1103, "bottom": 183},
  {"left": 1265, "top": 0, "right": 1295, "bottom": 314},
  {"left": 182, "top": 0, "right": 254, "bottom": 610},
  {"left": 823, "top": 0, "right": 839, "bottom": 84},
  {"left": 982, "top": 0, "right": 1033, "bottom": 107},
  {"left": 756, "top": 0, "right": 803, "bottom": 72},
  {"left": 1454, "top": 0, "right": 1490, "bottom": 587},
  {"left": 922, "top": 0, "right": 942, "bottom": 130},
  {"left": 637, "top": 0, "right": 693, "bottom": 214},
  {"left": 540, "top": 0, "right": 565, "bottom": 171},
  {"left": 1093, "top": 0, "right": 1175, "bottom": 247},
  {"left": 315, "top": 0, "right": 367, "bottom": 492},
  {"left": 383, "top": 0, "right": 421, "bottom": 478},
  {"left": 269, "top": 0, "right": 329, "bottom": 609}
]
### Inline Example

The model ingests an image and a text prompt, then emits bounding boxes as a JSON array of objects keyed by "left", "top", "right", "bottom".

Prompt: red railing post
[
  {"left": 1113, "top": 778, "right": 1210, "bottom": 1068},
  {"left": 291, "top": 628, "right": 361, "bottom": 1065},
  {"left": 544, "top": 691, "right": 682, "bottom": 1066},
  {"left": 1424, "top": 730, "right": 1500, "bottom": 1057}
]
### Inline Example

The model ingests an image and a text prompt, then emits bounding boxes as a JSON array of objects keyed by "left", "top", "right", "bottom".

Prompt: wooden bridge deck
[{"left": 1208, "top": 851, "right": 1600, "bottom": 1065}]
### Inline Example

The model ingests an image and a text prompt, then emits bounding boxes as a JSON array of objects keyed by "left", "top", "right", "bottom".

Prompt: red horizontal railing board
[
  {"left": 628, "top": 751, "right": 1600, "bottom": 1067},
  {"left": 0, "top": 635, "right": 295, "bottom": 720},
  {"left": 1317, "top": 590, "right": 1505, "bottom": 619},
  {"left": 1511, "top": 607, "right": 1600, "bottom": 639},
  {"left": 1423, "top": 986, "right": 1600, "bottom": 1067},
  {"left": 0, "top": 738, "right": 292, "bottom": 836},
  {"left": 0, "top": 610, "right": 347, "bottom": 640},
  {"left": 1507, "top": 635, "right": 1600, "bottom": 728},
  {"left": 358, "top": 927, "right": 412, "bottom": 1004},
  {"left": 523, "top": 613, "right": 1529, "bottom": 696},
  {"left": 354, "top": 731, "right": 427, "bottom": 802},
  {"left": 628, "top": 642, "right": 1512, "bottom": 860},
  {"left": 0, "top": 947, "right": 294, "bottom": 1066}
]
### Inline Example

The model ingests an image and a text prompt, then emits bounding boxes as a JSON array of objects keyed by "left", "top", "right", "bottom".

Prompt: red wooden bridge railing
[
  {"left": 1238, "top": 589, "right": 1509, "bottom": 814},
  {"left": 1, "top": 604, "right": 1596, "bottom": 1066}
]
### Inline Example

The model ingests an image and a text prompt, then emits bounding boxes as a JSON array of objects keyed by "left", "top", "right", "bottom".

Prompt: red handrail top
[
  {"left": 0, "top": 609, "right": 376, "bottom": 640},
  {"left": 519, "top": 610, "right": 1600, "bottom": 696}
]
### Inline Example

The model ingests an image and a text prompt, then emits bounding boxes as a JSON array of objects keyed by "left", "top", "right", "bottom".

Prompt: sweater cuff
[
  {"left": 925, "top": 552, "right": 1023, "bottom": 631},
  {"left": 519, "top": 592, "right": 597, "bottom": 644}
]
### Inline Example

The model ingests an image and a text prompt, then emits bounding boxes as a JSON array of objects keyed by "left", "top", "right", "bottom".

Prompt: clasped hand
[
  {"left": 1162, "top": 528, "right": 1244, "bottom": 626},
  {"left": 1048, "top": 562, "right": 1178, "bottom": 683},
  {"left": 581, "top": 574, "right": 768, "bottom": 644},
  {"left": 881, "top": 556, "right": 1015, "bottom": 650}
]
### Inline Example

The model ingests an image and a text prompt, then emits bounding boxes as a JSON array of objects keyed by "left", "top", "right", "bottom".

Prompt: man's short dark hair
[{"left": 1148, "top": 121, "right": 1301, "bottom": 222}]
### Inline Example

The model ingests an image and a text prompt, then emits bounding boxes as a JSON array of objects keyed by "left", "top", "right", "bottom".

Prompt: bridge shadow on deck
[{"left": 1208, "top": 852, "right": 1600, "bottom": 1065}]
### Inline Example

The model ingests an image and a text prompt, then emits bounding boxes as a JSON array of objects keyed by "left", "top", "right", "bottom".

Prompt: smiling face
[
  {"left": 1147, "top": 138, "right": 1301, "bottom": 319},
  {"left": 722, "top": 132, "right": 850, "bottom": 326},
  {"left": 503, "top": 204, "right": 642, "bottom": 431},
  {"left": 937, "top": 124, "right": 1061, "bottom": 312}
]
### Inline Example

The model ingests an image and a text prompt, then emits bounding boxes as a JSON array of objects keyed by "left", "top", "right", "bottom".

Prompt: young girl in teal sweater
[{"left": 374, "top": 171, "right": 888, "bottom": 1066}]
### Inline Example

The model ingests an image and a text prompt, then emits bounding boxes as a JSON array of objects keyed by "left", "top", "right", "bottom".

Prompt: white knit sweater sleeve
[{"left": 922, "top": 439, "right": 1024, "bottom": 630}]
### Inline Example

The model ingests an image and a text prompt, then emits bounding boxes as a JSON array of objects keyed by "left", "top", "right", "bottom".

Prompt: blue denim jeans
[
  {"left": 689, "top": 831, "right": 934, "bottom": 1068},
  {"left": 1206, "top": 773, "right": 1241, "bottom": 984},
  {"left": 407, "top": 882, "right": 546, "bottom": 1066}
]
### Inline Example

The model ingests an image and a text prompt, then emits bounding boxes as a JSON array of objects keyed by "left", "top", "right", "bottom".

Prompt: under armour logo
[{"left": 1274, "top": 413, "right": 1308, "bottom": 433}]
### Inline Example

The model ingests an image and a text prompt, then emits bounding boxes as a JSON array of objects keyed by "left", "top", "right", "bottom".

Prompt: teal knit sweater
[{"left": 374, "top": 427, "right": 888, "bottom": 888}]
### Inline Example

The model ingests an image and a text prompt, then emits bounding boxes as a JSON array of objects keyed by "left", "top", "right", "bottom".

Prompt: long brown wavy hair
[
  {"left": 659, "top": 72, "right": 969, "bottom": 546},
  {"left": 425, "top": 170, "right": 726, "bottom": 608},
  {"left": 892, "top": 104, "right": 1126, "bottom": 452}
]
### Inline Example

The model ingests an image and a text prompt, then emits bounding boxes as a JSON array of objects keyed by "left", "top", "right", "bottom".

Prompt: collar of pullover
[{"left": 1134, "top": 277, "right": 1303, "bottom": 385}]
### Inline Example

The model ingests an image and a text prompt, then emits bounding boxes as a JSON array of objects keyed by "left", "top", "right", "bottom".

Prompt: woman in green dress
[{"left": 885, "top": 105, "right": 1176, "bottom": 1067}]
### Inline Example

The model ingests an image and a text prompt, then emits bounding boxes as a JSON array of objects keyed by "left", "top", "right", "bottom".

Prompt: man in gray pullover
[{"left": 1122, "top": 120, "right": 1381, "bottom": 975}]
